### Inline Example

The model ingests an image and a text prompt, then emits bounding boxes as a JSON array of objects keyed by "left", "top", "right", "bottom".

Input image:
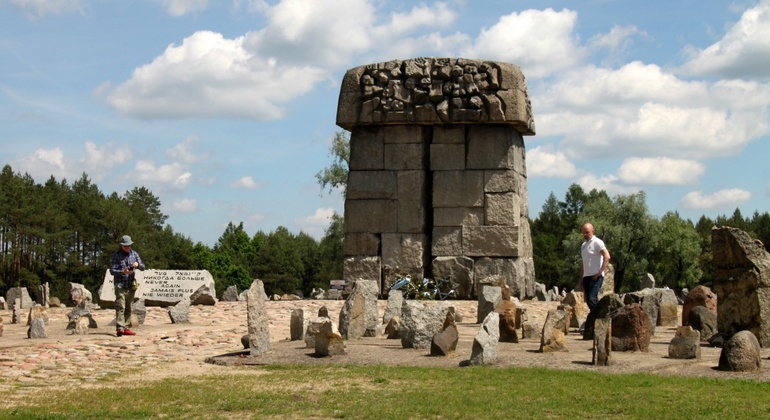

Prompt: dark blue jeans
[{"left": 583, "top": 275, "right": 604, "bottom": 311}]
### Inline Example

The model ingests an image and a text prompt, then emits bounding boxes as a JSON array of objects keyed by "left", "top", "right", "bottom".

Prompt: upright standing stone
[
  {"left": 339, "top": 283, "right": 368, "bottom": 340},
  {"left": 712, "top": 226, "right": 770, "bottom": 346},
  {"left": 469, "top": 311, "right": 500, "bottom": 365},
  {"left": 477, "top": 285, "right": 501, "bottom": 324},
  {"left": 539, "top": 309, "right": 570, "bottom": 352},
  {"left": 290, "top": 309, "right": 304, "bottom": 341},
  {"left": 246, "top": 280, "right": 270, "bottom": 355},
  {"left": 383, "top": 289, "right": 404, "bottom": 326},
  {"left": 37, "top": 282, "right": 50, "bottom": 308},
  {"left": 337, "top": 58, "right": 536, "bottom": 299},
  {"left": 593, "top": 317, "right": 612, "bottom": 366},
  {"left": 27, "top": 306, "right": 48, "bottom": 338}
]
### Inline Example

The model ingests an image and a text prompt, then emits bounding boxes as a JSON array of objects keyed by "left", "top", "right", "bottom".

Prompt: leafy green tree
[
  {"left": 649, "top": 212, "right": 702, "bottom": 289},
  {"left": 750, "top": 211, "right": 770, "bottom": 252},
  {"left": 563, "top": 190, "right": 654, "bottom": 293},
  {"left": 254, "top": 226, "right": 303, "bottom": 296},
  {"left": 531, "top": 193, "right": 566, "bottom": 288},
  {"left": 316, "top": 212, "right": 344, "bottom": 285},
  {"left": 694, "top": 215, "right": 715, "bottom": 287},
  {"left": 315, "top": 130, "right": 350, "bottom": 196}
]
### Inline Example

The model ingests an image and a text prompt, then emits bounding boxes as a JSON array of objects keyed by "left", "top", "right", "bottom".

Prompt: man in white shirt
[{"left": 580, "top": 222, "right": 611, "bottom": 312}]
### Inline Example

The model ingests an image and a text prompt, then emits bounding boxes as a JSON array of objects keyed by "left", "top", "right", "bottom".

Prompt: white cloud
[
  {"left": 372, "top": 2, "right": 457, "bottom": 38},
  {"left": 166, "top": 136, "right": 207, "bottom": 164},
  {"left": 9, "top": 0, "right": 84, "bottom": 19},
  {"left": 679, "top": 0, "right": 770, "bottom": 79},
  {"left": 527, "top": 146, "right": 579, "bottom": 178},
  {"left": 680, "top": 189, "right": 752, "bottom": 210},
  {"left": 173, "top": 198, "right": 197, "bottom": 212},
  {"left": 578, "top": 173, "right": 640, "bottom": 196},
  {"left": 160, "top": 0, "right": 208, "bottom": 16},
  {"left": 295, "top": 207, "right": 336, "bottom": 238},
  {"left": 105, "top": 30, "right": 327, "bottom": 120},
  {"left": 82, "top": 141, "right": 134, "bottom": 179},
  {"left": 616, "top": 157, "right": 705, "bottom": 185},
  {"left": 230, "top": 176, "right": 264, "bottom": 189},
  {"left": 461, "top": 8, "right": 585, "bottom": 78},
  {"left": 536, "top": 62, "right": 770, "bottom": 160},
  {"left": 243, "top": 0, "right": 376, "bottom": 68},
  {"left": 13, "top": 142, "right": 134, "bottom": 182},
  {"left": 131, "top": 160, "right": 192, "bottom": 188}
]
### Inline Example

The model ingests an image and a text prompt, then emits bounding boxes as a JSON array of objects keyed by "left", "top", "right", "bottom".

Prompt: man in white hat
[{"left": 109, "top": 235, "right": 146, "bottom": 336}]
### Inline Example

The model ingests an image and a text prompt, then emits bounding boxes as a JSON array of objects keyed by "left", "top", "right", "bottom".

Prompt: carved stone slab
[{"left": 99, "top": 269, "right": 215, "bottom": 307}]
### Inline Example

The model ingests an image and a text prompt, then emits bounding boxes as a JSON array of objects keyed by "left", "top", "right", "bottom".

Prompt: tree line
[
  {"left": 0, "top": 164, "right": 343, "bottom": 302},
  {"left": 532, "top": 184, "right": 770, "bottom": 294},
  {"left": 3, "top": 149, "right": 769, "bottom": 303}
]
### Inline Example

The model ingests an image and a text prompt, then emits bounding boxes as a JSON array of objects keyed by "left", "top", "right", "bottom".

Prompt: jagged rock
[
  {"left": 190, "top": 284, "right": 217, "bottom": 306},
  {"left": 246, "top": 280, "right": 270, "bottom": 355},
  {"left": 385, "top": 316, "right": 401, "bottom": 339},
  {"left": 400, "top": 300, "right": 449, "bottom": 349},
  {"left": 498, "top": 307, "right": 518, "bottom": 343},
  {"left": 431, "top": 311, "right": 459, "bottom": 356},
  {"left": 718, "top": 330, "right": 761, "bottom": 371},
  {"left": 668, "top": 326, "right": 701, "bottom": 359},
  {"left": 611, "top": 303, "right": 652, "bottom": 352},
  {"left": 712, "top": 226, "right": 770, "bottom": 346},
  {"left": 68, "top": 282, "right": 92, "bottom": 307},
  {"left": 221, "top": 285, "right": 239, "bottom": 302},
  {"left": 477, "top": 285, "right": 501, "bottom": 324},
  {"left": 688, "top": 306, "right": 717, "bottom": 341},
  {"left": 290, "top": 308, "right": 304, "bottom": 341},
  {"left": 562, "top": 291, "right": 589, "bottom": 329},
  {"left": 339, "top": 280, "right": 379, "bottom": 339},
  {"left": 66, "top": 299, "right": 97, "bottom": 330},
  {"left": 28, "top": 317, "right": 47, "bottom": 338},
  {"left": 318, "top": 306, "right": 329, "bottom": 318},
  {"left": 6, "top": 287, "right": 34, "bottom": 309},
  {"left": 315, "top": 319, "right": 346, "bottom": 357},
  {"left": 682, "top": 285, "right": 717, "bottom": 327},
  {"left": 305, "top": 316, "right": 332, "bottom": 348},
  {"left": 468, "top": 312, "right": 500, "bottom": 365},
  {"left": 593, "top": 317, "right": 612, "bottom": 366},
  {"left": 655, "top": 288, "right": 679, "bottom": 324},
  {"left": 26, "top": 304, "right": 49, "bottom": 326},
  {"left": 642, "top": 273, "right": 656, "bottom": 289},
  {"left": 584, "top": 293, "right": 624, "bottom": 340},
  {"left": 168, "top": 299, "right": 190, "bottom": 324},
  {"left": 540, "top": 309, "right": 570, "bottom": 352},
  {"left": 383, "top": 289, "right": 403, "bottom": 326}
]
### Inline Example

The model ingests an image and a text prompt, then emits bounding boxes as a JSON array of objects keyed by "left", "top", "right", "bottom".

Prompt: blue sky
[{"left": 1, "top": 0, "right": 768, "bottom": 246}]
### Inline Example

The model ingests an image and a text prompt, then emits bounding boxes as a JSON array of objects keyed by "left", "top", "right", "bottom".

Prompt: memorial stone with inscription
[{"left": 99, "top": 269, "right": 215, "bottom": 308}]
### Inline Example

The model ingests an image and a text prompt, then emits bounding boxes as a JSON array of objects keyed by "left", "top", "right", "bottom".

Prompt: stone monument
[
  {"left": 337, "top": 57, "right": 536, "bottom": 299},
  {"left": 712, "top": 226, "right": 770, "bottom": 346}
]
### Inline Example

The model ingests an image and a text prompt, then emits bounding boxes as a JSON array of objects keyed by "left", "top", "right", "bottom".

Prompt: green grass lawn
[{"left": 3, "top": 364, "right": 769, "bottom": 419}]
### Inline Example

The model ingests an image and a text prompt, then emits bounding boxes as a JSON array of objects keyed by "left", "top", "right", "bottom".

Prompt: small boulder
[
  {"left": 718, "top": 330, "right": 761, "bottom": 372},
  {"left": 668, "top": 326, "right": 701, "bottom": 359}
]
